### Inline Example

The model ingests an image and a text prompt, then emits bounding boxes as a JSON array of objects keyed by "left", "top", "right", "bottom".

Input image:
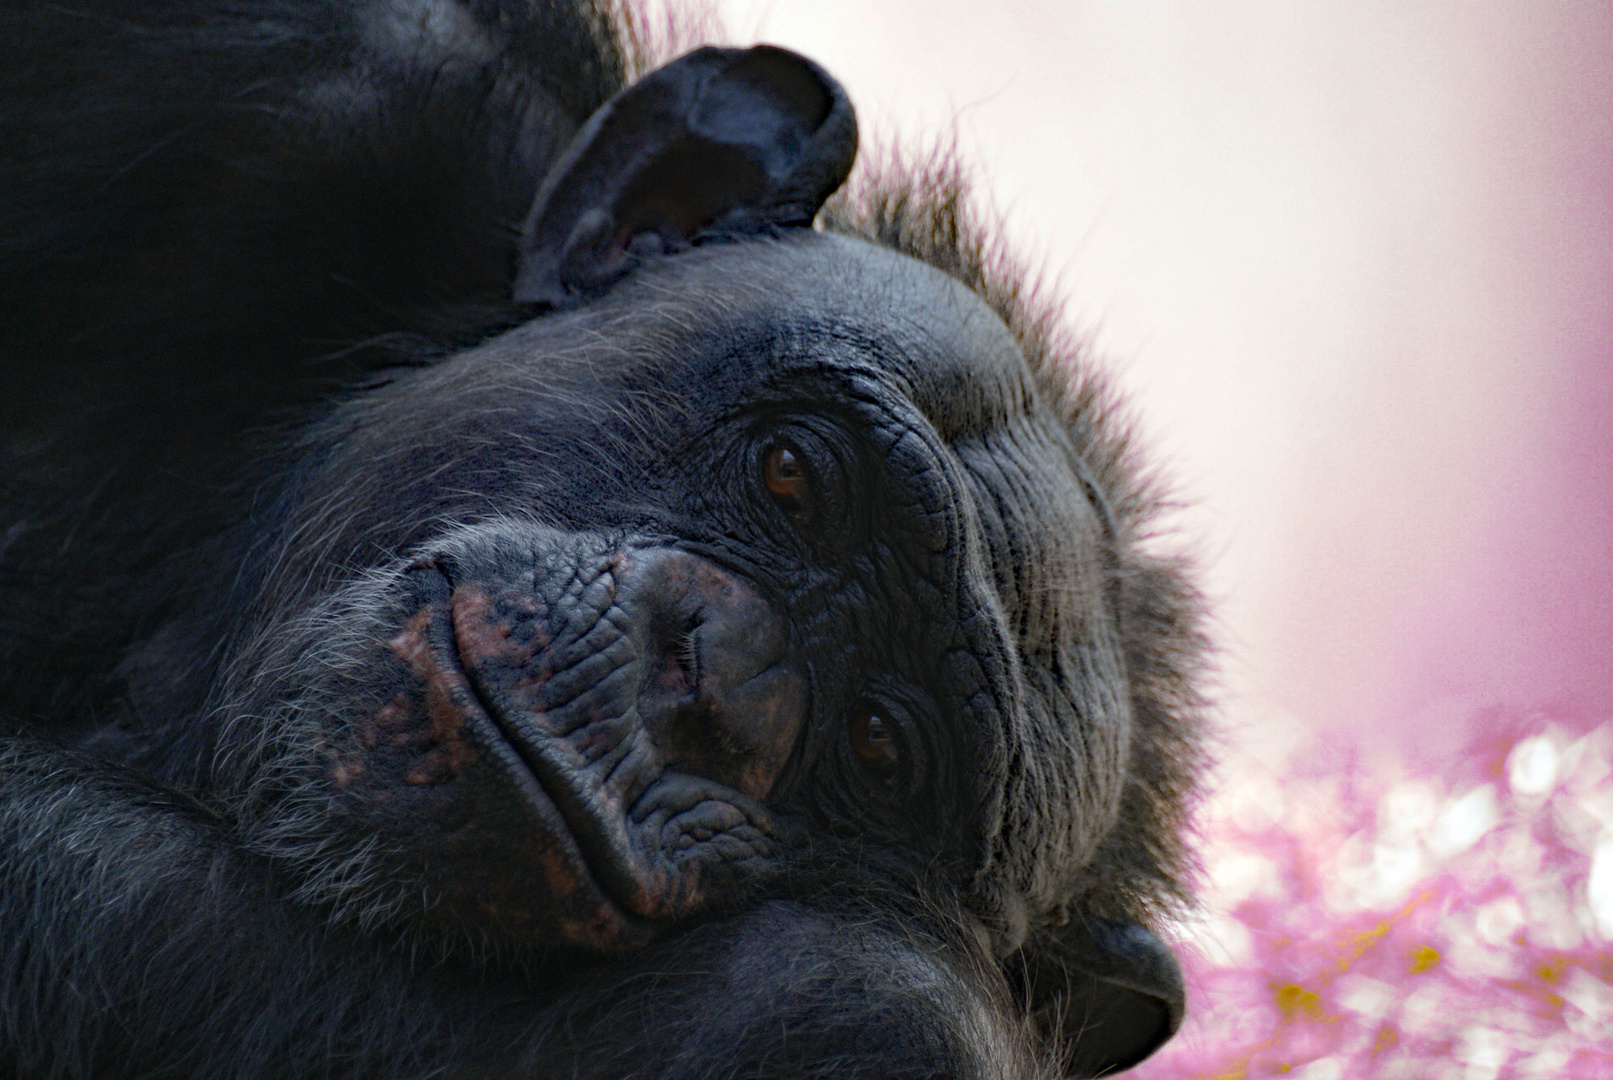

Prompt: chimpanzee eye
[
  {"left": 761, "top": 442, "right": 811, "bottom": 513},
  {"left": 848, "top": 704, "right": 900, "bottom": 782}
]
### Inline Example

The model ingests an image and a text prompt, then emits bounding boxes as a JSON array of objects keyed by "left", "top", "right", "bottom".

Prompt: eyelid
[{"left": 750, "top": 418, "right": 862, "bottom": 552}]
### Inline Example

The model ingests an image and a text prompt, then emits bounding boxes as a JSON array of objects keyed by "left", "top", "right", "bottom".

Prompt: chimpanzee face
[
  {"left": 4, "top": 19, "right": 1200, "bottom": 1073},
  {"left": 235, "top": 232, "right": 1126, "bottom": 954}
]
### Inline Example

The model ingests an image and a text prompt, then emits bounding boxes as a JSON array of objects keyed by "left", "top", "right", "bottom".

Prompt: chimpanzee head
[{"left": 162, "top": 44, "right": 1201, "bottom": 1076}]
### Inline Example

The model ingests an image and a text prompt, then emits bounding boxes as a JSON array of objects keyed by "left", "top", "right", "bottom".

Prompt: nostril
[
  {"left": 678, "top": 615, "right": 702, "bottom": 687},
  {"left": 648, "top": 608, "right": 703, "bottom": 702}
]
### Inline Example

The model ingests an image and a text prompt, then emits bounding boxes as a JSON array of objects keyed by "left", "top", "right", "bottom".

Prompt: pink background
[{"left": 715, "top": 0, "right": 1613, "bottom": 758}]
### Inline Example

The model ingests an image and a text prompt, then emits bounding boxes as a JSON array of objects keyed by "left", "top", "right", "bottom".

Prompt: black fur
[{"left": 0, "top": 2, "right": 1210, "bottom": 1077}]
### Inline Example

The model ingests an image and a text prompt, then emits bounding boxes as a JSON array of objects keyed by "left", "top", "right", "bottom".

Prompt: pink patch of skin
[
  {"left": 450, "top": 581, "right": 561, "bottom": 705},
  {"left": 329, "top": 758, "right": 364, "bottom": 788},
  {"left": 387, "top": 608, "right": 431, "bottom": 671},
  {"left": 447, "top": 583, "right": 536, "bottom": 670},
  {"left": 369, "top": 694, "right": 414, "bottom": 747},
  {"left": 370, "top": 607, "right": 476, "bottom": 785},
  {"left": 534, "top": 844, "right": 581, "bottom": 902}
]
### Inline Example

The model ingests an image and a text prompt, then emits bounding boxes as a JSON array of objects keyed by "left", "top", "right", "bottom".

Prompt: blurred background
[{"left": 707, "top": 3, "right": 1610, "bottom": 1075}]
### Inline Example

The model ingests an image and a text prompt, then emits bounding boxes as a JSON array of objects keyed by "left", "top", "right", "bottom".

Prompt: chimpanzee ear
[
  {"left": 1010, "top": 915, "right": 1185, "bottom": 1078},
  {"left": 513, "top": 45, "right": 857, "bottom": 306}
]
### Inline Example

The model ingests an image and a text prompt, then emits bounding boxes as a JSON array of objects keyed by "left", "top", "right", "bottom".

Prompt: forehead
[
  {"left": 406, "top": 233, "right": 1098, "bottom": 579},
  {"left": 480, "top": 231, "right": 1043, "bottom": 443},
  {"left": 363, "top": 231, "right": 1096, "bottom": 570}
]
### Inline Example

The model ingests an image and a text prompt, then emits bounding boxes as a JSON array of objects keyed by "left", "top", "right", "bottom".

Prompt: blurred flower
[{"left": 1138, "top": 717, "right": 1613, "bottom": 1079}]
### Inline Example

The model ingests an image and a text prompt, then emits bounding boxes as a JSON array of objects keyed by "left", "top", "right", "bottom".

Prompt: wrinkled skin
[
  {"left": 226, "top": 237, "right": 1125, "bottom": 951},
  {"left": 0, "top": 3, "right": 1204, "bottom": 1078}
]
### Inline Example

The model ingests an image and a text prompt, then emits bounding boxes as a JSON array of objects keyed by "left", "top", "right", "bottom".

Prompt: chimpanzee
[{"left": 0, "top": 1, "right": 1209, "bottom": 1077}]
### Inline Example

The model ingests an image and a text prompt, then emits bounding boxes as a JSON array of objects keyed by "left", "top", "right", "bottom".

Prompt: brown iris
[
  {"left": 762, "top": 443, "right": 809, "bottom": 513},
  {"left": 848, "top": 706, "right": 900, "bottom": 781}
]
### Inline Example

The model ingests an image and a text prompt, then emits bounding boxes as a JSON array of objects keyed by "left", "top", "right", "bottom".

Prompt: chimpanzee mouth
[
  {"left": 407, "top": 561, "right": 779, "bottom": 948},
  {"left": 449, "top": 643, "right": 649, "bottom": 944}
]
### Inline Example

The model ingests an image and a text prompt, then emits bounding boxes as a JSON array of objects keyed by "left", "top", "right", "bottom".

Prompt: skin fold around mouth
[
  {"left": 372, "top": 562, "right": 653, "bottom": 949},
  {"left": 364, "top": 544, "right": 799, "bottom": 949}
]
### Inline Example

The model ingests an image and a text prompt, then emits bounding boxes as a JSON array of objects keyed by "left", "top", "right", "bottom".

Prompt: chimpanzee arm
[
  {"left": 1, "top": 739, "right": 1034, "bottom": 1080},
  {"left": 0, "top": 736, "right": 528, "bottom": 1080}
]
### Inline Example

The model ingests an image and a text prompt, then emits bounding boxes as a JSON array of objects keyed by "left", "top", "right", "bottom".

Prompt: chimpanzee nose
[{"left": 616, "top": 548, "right": 807, "bottom": 800}]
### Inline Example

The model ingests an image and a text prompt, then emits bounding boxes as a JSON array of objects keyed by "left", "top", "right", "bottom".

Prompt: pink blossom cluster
[{"left": 1137, "top": 719, "right": 1613, "bottom": 1079}]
